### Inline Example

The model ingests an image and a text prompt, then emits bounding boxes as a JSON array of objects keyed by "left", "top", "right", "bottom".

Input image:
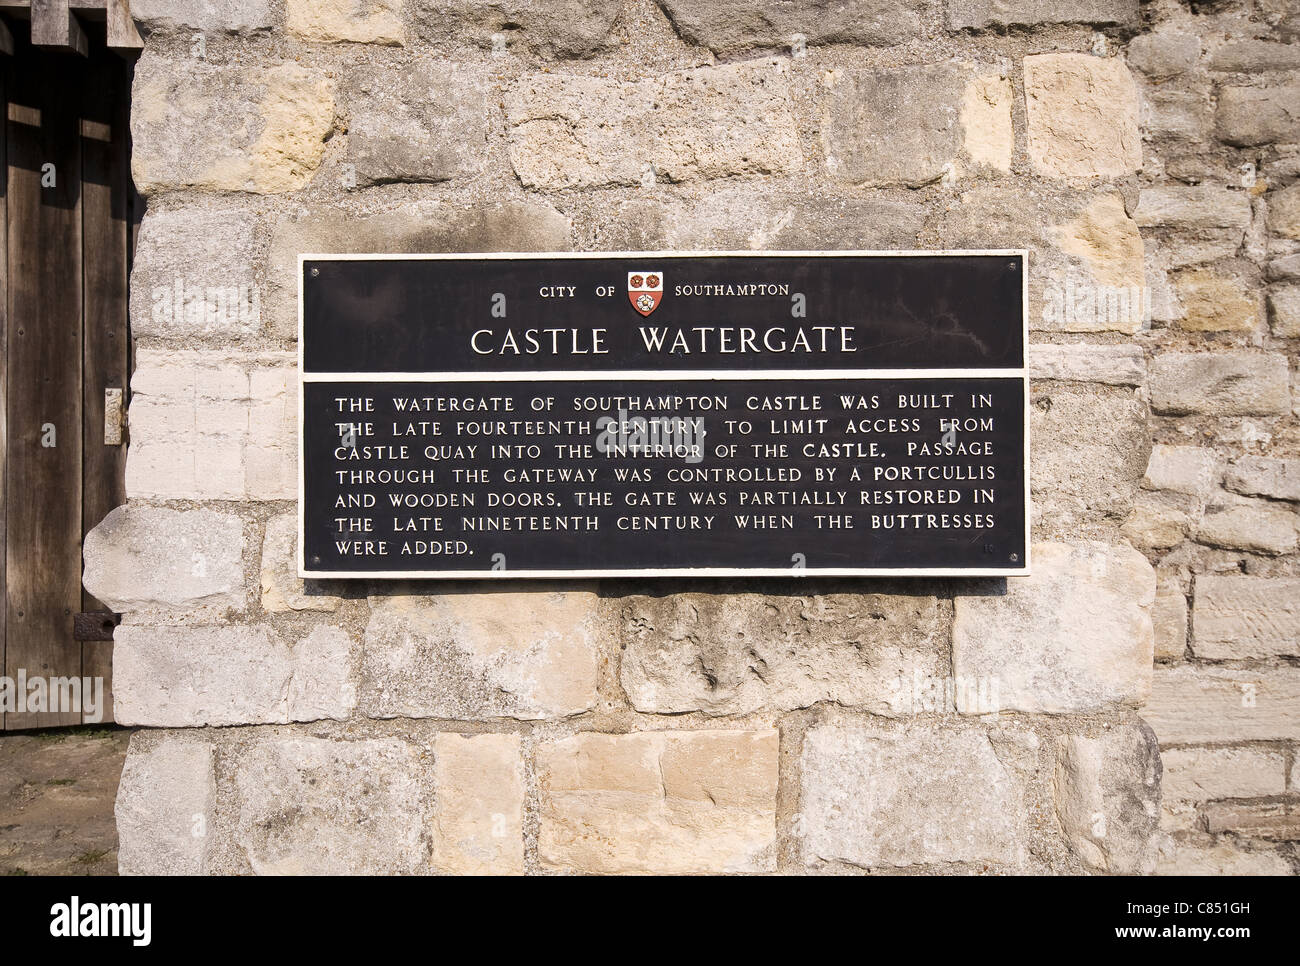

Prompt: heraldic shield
[{"left": 627, "top": 271, "right": 663, "bottom": 316}]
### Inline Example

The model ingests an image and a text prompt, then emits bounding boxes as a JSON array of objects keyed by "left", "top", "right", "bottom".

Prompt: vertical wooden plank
[
  {"left": 0, "top": 47, "right": 9, "bottom": 729},
  {"left": 80, "top": 41, "right": 128, "bottom": 725},
  {"left": 6, "top": 35, "right": 85, "bottom": 728}
]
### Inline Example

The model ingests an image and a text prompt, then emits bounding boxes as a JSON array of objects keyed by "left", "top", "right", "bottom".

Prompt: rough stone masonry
[{"left": 87, "top": 0, "right": 1299, "bottom": 874}]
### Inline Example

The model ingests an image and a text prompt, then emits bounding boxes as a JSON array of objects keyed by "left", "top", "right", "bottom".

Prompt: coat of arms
[{"left": 627, "top": 271, "right": 663, "bottom": 317}]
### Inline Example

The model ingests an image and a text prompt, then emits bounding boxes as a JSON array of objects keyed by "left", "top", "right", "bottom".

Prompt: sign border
[{"left": 297, "top": 250, "right": 1031, "bottom": 580}]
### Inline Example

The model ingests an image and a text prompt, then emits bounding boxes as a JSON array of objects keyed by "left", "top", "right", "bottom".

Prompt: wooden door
[{"left": 2, "top": 20, "right": 131, "bottom": 729}]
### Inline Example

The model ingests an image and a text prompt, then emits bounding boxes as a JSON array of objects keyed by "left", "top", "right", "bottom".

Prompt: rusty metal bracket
[{"left": 73, "top": 611, "right": 120, "bottom": 641}]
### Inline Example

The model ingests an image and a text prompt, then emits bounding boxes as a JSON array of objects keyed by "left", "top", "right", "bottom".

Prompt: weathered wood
[
  {"left": 5, "top": 41, "right": 85, "bottom": 727},
  {"left": 79, "top": 41, "right": 127, "bottom": 722},
  {"left": 104, "top": 0, "right": 141, "bottom": 51},
  {"left": 30, "top": 0, "right": 88, "bottom": 55},
  {"left": 0, "top": 5, "right": 141, "bottom": 54},
  {"left": 0, "top": 57, "right": 8, "bottom": 727}
]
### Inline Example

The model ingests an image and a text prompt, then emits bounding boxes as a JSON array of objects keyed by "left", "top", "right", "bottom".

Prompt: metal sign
[{"left": 298, "top": 251, "right": 1028, "bottom": 578}]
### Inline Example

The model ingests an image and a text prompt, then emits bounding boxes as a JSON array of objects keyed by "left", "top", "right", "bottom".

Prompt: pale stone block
[
  {"left": 1217, "top": 84, "right": 1300, "bottom": 147},
  {"left": 113, "top": 624, "right": 356, "bottom": 727},
  {"left": 1225, "top": 455, "right": 1300, "bottom": 502},
  {"left": 1127, "top": 25, "right": 1202, "bottom": 80},
  {"left": 345, "top": 62, "right": 488, "bottom": 185},
  {"left": 1149, "top": 352, "right": 1291, "bottom": 416},
  {"left": 116, "top": 736, "right": 215, "bottom": 875},
  {"left": 659, "top": 0, "right": 928, "bottom": 53},
  {"left": 1267, "top": 183, "right": 1300, "bottom": 240},
  {"left": 1156, "top": 842, "right": 1291, "bottom": 875},
  {"left": 125, "top": 350, "right": 297, "bottom": 501},
  {"left": 432, "top": 733, "right": 524, "bottom": 875},
  {"left": 951, "top": 0, "right": 1137, "bottom": 29},
  {"left": 953, "top": 542, "right": 1155, "bottom": 713},
  {"left": 131, "top": 52, "right": 334, "bottom": 194},
  {"left": 1203, "top": 801, "right": 1297, "bottom": 839},
  {"left": 1140, "top": 83, "right": 1213, "bottom": 143},
  {"left": 1161, "top": 747, "right": 1286, "bottom": 801},
  {"left": 261, "top": 512, "right": 341, "bottom": 613},
  {"left": 801, "top": 719, "right": 1025, "bottom": 869},
  {"left": 619, "top": 590, "right": 946, "bottom": 715},
  {"left": 1192, "top": 575, "right": 1300, "bottom": 659},
  {"left": 1134, "top": 185, "right": 1253, "bottom": 234},
  {"left": 245, "top": 366, "right": 297, "bottom": 500},
  {"left": 1048, "top": 194, "right": 1145, "bottom": 298},
  {"left": 506, "top": 62, "right": 802, "bottom": 190},
  {"left": 83, "top": 505, "right": 246, "bottom": 624},
  {"left": 1209, "top": 39, "right": 1300, "bottom": 72},
  {"left": 822, "top": 62, "right": 1012, "bottom": 188},
  {"left": 1024, "top": 54, "right": 1141, "bottom": 179},
  {"left": 1144, "top": 666, "right": 1300, "bottom": 743},
  {"left": 1173, "top": 270, "right": 1257, "bottom": 332},
  {"left": 1153, "top": 577, "right": 1188, "bottom": 661},
  {"left": 1132, "top": 184, "right": 1251, "bottom": 270},
  {"left": 361, "top": 590, "right": 600, "bottom": 720},
  {"left": 286, "top": 0, "right": 405, "bottom": 45},
  {"left": 537, "top": 730, "right": 778, "bottom": 874},
  {"left": 1030, "top": 386, "right": 1149, "bottom": 535},
  {"left": 1053, "top": 723, "right": 1161, "bottom": 874},
  {"left": 1028, "top": 344, "right": 1146, "bottom": 386},
  {"left": 230, "top": 736, "right": 430, "bottom": 874},
  {"left": 1196, "top": 502, "right": 1298, "bottom": 556},
  {"left": 1122, "top": 494, "right": 1192, "bottom": 551},
  {"left": 414, "top": 0, "right": 622, "bottom": 57},
  {"left": 1142, "top": 445, "right": 1220, "bottom": 498},
  {"left": 131, "top": 0, "right": 275, "bottom": 31},
  {"left": 1267, "top": 285, "right": 1300, "bottom": 338},
  {"left": 130, "top": 197, "right": 264, "bottom": 341}
]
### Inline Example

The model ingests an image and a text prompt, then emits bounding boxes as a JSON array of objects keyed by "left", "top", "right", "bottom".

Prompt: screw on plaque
[
  {"left": 1010, "top": 553, "right": 1019, "bottom": 562},
  {"left": 1007, "top": 261, "right": 1018, "bottom": 271},
  {"left": 311, "top": 267, "right": 320, "bottom": 277}
]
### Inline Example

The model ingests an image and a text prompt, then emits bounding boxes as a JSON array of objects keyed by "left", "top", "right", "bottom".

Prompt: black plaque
[{"left": 299, "top": 252, "right": 1028, "bottom": 578}]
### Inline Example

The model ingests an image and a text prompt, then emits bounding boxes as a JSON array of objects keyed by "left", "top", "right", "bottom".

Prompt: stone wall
[{"left": 88, "top": 0, "right": 1299, "bottom": 874}]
